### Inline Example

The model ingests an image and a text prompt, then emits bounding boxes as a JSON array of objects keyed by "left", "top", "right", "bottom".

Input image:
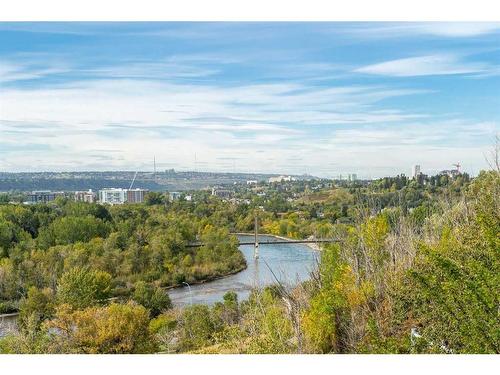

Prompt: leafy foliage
[
  {"left": 47, "top": 302, "right": 155, "bottom": 353},
  {"left": 132, "top": 281, "right": 172, "bottom": 317},
  {"left": 56, "top": 267, "right": 111, "bottom": 309}
]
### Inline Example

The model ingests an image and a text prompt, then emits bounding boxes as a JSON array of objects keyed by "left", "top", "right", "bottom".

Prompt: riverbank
[
  {"left": 230, "top": 232, "right": 323, "bottom": 251},
  {"left": 164, "top": 262, "right": 248, "bottom": 291}
]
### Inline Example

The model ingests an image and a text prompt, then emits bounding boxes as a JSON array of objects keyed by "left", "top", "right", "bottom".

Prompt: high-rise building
[
  {"left": 74, "top": 189, "right": 96, "bottom": 203},
  {"left": 412, "top": 165, "right": 421, "bottom": 179},
  {"left": 127, "top": 189, "right": 147, "bottom": 203},
  {"left": 99, "top": 188, "right": 148, "bottom": 205},
  {"left": 26, "top": 191, "right": 64, "bottom": 204}
]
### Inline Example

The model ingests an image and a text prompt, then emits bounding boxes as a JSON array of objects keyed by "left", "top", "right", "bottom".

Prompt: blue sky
[{"left": 0, "top": 22, "right": 499, "bottom": 177}]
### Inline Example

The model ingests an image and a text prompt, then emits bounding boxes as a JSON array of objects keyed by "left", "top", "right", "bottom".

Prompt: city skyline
[{"left": 1, "top": 22, "right": 499, "bottom": 178}]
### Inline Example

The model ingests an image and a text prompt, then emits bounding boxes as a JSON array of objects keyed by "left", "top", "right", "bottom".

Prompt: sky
[{"left": 0, "top": 22, "right": 499, "bottom": 178}]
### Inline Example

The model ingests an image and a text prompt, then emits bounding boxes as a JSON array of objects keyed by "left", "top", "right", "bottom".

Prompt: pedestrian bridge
[{"left": 186, "top": 238, "right": 341, "bottom": 248}]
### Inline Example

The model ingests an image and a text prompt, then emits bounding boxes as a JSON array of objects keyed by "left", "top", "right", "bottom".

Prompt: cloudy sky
[{"left": 0, "top": 22, "right": 499, "bottom": 178}]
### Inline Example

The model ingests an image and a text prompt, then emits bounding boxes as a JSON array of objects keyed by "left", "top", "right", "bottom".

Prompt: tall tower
[{"left": 412, "top": 165, "right": 421, "bottom": 179}]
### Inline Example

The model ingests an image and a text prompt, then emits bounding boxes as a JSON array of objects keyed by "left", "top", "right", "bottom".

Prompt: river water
[
  {"left": 168, "top": 235, "right": 319, "bottom": 306},
  {"left": 0, "top": 235, "right": 319, "bottom": 337}
]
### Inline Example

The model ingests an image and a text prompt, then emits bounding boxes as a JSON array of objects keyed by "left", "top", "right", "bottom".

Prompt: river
[
  {"left": 0, "top": 235, "right": 319, "bottom": 337},
  {"left": 168, "top": 235, "right": 319, "bottom": 306}
]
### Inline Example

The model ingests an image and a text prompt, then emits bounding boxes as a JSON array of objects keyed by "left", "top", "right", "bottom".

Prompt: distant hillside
[{"left": 0, "top": 171, "right": 318, "bottom": 192}]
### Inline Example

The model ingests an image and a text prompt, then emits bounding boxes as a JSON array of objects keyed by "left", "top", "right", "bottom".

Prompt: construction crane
[
  {"left": 129, "top": 171, "right": 138, "bottom": 189},
  {"left": 452, "top": 163, "right": 461, "bottom": 172},
  {"left": 153, "top": 156, "right": 156, "bottom": 182}
]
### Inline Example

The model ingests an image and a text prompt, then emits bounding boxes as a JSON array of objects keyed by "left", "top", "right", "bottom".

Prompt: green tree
[
  {"left": 19, "top": 286, "right": 55, "bottom": 330},
  {"left": 212, "top": 291, "right": 239, "bottom": 325},
  {"left": 56, "top": 267, "right": 111, "bottom": 309},
  {"left": 0, "top": 219, "right": 16, "bottom": 258},
  {"left": 144, "top": 192, "right": 165, "bottom": 206},
  {"left": 178, "top": 305, "right": 218, "bottom": 351},
  {"left": 132, "top": 281, "right": 172, "bottom": 317},
  {"left": 48, "top": 302, "right": 156, "bottom": 353},
  {"left": 302, "top": 244, "right": 371, "bottom": 353},
  {"left": 38, "top": 215, "right": 109, "bottom": 249}
]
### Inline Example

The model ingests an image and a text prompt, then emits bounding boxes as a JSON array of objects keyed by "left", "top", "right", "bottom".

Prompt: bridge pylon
[{"left": 254, "top": 215, "right": 259, "bottom": 259}]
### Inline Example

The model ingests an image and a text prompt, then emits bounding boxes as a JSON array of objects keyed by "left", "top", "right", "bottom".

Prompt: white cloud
[
  {"left": 0, "top": 78, "right": 427, "bottom": 130},
  {"left": 355, "top": 54, "right": 487, "bottom": 77},
  {"left": 0, "top": 61, "right": 68, "bottom": 83},
  {"left": 0, "top": 76, "right": 435, "bottom": 174},
  {"left": 340, "top": 22, "right": 500, "bottom": 39},
  {"left": 415, "top": 22, "right": 500, "bottom": 38}
]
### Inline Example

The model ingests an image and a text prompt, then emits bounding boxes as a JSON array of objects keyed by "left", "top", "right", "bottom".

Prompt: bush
[
  {"left": 0, "top": 300, "right": 17, "bottom": 314},
  {"left": 47, "top": 302, "right": 156, "bottom": 353}
]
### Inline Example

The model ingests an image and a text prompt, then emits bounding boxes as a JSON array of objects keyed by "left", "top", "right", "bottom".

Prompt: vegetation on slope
[{"left": 0, "top": 165, "right": 497, "bottom": 354}]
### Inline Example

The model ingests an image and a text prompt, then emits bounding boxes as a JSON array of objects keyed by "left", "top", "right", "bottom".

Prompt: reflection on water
[{"left": 168, "top": 235, "right": 319, "bottom": 306}]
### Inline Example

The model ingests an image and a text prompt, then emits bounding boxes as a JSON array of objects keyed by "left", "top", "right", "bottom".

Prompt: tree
[
  {"left": 48, "top": 302, "right": 156, "bottom": 353},
  {"left": 63, "top": 201, "right": 111, "bottom": 221},
  {"left": 132, "top": 281, "right": 172, "bottom": 317},
  {"left": 240, "top": 288, "right": 296, "bottom": 354},
  {"left": 149, "top": 312, "right": 178, "bottom": 353},
  {"left": 56, "top": 267, "right": 111, "bottom": 309},
  {"left": 38, "top": 215, "right": 109, "bottom": 249},
  {"left": 144, "top": 192, "right": 165, "bottom": 206},
  {"left": 302, "top": 244, "right": 371, "bottom": 353},
  {"left": 196, "top": 225, "right": 243, "bottom": 270},
  {"left": 19, "top": 286, "right": 55, "bottom": 330},
  {"left": 212, "top": 291, "right": 239, "bottom": 325},
  {"left": 178, "top": 305, "right": 218, "bottom": 351}
]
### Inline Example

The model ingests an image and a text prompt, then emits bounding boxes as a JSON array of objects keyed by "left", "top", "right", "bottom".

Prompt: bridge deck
[{"left": 186, "top": 239, "right": 340, "bottom": 248}]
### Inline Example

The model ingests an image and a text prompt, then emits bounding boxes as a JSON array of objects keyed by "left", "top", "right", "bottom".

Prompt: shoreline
[{"left": 164, "top": 262, "right": 248, "bottom": 291}]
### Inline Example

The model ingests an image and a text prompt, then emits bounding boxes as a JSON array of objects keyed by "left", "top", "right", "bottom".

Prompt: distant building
[
  {"left": 99, "top": 188, "right": 148, "bottom": 205},
  {"left": 415, "top": 173, "right": 428, "bottom": 185},
  {"left": 99, "top": 188, "right": 126, "bottom": 205},
  {"left": 439, "top": 169, "right": 460, "bottom": 178},
  {"left": 168, "top": 191, "right": 182, "bottom": 201},
  {"left": 127, "top": 189, "right": 147, "bottom": 203},
  {"left": 211, "top": 188, "right": 233, "bottom": 199},
  {"left": 268, "top": 175, "right": 294, "bottom": 183},
  {"left": 246, "top": 180, "right": 258, "bottom": 185},
  {"left": 412, "top": 165, "right": 421, "bottom": 179},
  {"left": 26, "top": 191, "right": 64, "bottom": 204},
  {"left": 348, "top": 174, "right": 358, "bottom": 181},
  {"left": 74, "top": 189, "right": 96, "bottom": 203}
]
